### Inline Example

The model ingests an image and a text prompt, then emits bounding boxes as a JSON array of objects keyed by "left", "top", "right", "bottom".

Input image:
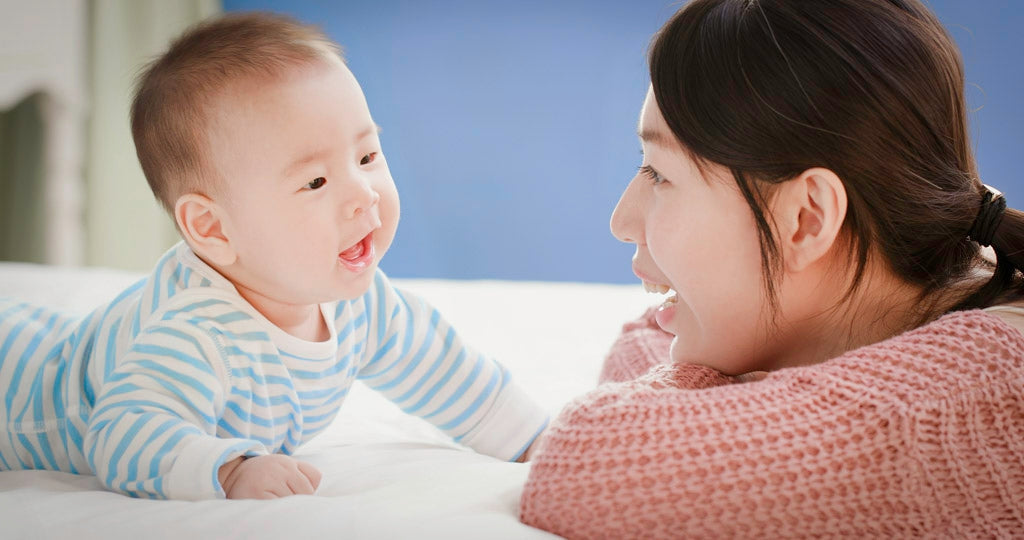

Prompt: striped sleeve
[
  {"left": 356, "top": 271, "right": 549, "bottom": 461},
  {"left": 84, "top": 314, "right": 264, "bottom": 500}
]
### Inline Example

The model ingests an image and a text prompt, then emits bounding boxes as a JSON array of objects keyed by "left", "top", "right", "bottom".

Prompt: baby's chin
[{"left": 325, "top": 269, "right": 379, "bottom": 301}]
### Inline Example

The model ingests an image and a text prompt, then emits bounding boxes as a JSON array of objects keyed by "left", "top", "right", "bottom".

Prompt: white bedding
[{"left": 0, "top": 262, "right": 653, "bottom": 539}]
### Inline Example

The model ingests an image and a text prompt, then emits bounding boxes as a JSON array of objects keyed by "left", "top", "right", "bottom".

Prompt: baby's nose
[{"left": 345, "top": 183, "right": 380, "bottom": 218}]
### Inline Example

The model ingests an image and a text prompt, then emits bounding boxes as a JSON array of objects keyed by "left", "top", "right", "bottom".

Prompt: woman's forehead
[{"left": 638, "top": 93, "right": 673, "bottom": 147}]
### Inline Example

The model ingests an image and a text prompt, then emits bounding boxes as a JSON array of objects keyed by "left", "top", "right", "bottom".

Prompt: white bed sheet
[{"left": 0, "top": 262, "right": 654, "bottom": 539}]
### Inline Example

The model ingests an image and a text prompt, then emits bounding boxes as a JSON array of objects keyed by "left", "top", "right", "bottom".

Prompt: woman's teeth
[
  {"left": 642, "top": 280, "right": 671, "bottom": 294},
  {"left": 642, "top": 280, "right": 678, "bottom": 306}
]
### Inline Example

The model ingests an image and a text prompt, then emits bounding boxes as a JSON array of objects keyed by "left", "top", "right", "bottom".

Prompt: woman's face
[{"left": 610, "top": 88, "right": 772, "bottom": 375}]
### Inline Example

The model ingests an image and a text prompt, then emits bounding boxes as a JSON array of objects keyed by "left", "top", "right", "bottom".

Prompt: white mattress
[{"left": 0, "top": 262, "right": 654, "bottom": 539}]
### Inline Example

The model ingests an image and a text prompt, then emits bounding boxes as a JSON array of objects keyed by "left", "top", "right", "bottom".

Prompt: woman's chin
[
  {"left": 668, "top": 337, "right": 691, "bottom": 365},
  {"left": 670, "top": 340, "right": 733, "bottom": 374}
]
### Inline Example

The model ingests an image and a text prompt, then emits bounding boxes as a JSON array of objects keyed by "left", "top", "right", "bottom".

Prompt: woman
[{"left": 520, "top": 0, "right": 1024, "bottom": 537}]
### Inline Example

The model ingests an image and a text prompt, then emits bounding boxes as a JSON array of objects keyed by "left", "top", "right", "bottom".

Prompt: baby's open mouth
[{"left": 338, "top": 233, "right": 375, "bottom": 272}]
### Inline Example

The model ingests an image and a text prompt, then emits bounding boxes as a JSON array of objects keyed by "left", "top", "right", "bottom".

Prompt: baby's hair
[
  {"left": 130, "top": 12, "right": 343, "bottom": 214},
  {"left": 649, "top": 0, "right": 1024, "bottom": 318}
]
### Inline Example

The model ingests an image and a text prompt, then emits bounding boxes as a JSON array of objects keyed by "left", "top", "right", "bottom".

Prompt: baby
[{"left": 0, "top": 12, "right": 548, "bottom": 500}]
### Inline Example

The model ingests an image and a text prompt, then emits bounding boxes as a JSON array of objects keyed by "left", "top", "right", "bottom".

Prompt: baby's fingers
[
  {"left": 260, "top": 489, "right": 286, "bottom": 499},
  {"left": 296, "top": 460, "right": 322, "bottom": 491},
  {"left": 285, "top": 473, "right": 316, "bottom": 495}
]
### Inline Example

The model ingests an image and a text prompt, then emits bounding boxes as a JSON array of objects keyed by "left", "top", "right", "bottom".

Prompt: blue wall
[{"left": 224, "top": 0, "right": 1024, "bottom": 283}]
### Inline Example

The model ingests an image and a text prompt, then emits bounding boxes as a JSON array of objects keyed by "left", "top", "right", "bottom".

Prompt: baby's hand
[
  {"left": 219, "top": 454, "right": 322, "bottom": 499},
  {"left": 516, "top": 429, "right": 548, "bottom": 463}
]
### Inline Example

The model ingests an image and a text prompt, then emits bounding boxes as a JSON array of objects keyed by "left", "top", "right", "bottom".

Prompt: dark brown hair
[
  {"left": 131, "top": 12, "right": 342, "bottom": 214},
  {"left": 649, "top": 0, "right": 1024, "bottom": 317}
]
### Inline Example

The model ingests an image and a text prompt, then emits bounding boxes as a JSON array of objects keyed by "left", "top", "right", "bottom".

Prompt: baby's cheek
[{"left": 384, "top": 191, "right": 400, "bottom": 223}]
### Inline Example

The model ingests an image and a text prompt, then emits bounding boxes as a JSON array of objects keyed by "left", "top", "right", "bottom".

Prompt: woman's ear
[
  {"left": 174, "top": 193, "right": 237, "bottom": 267},
  {"left": 775, "top": 168, "right": 848, "bottom": 273}
]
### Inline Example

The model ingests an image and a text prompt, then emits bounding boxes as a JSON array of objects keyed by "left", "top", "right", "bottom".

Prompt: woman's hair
[{"left": 648, "top": 0, "right": 1024, "bottom": 317}]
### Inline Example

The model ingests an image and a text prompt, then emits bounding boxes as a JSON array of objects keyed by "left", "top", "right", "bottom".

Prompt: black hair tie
[{"left": 968, "top": 184, "right": 1006, "bottom": 248}]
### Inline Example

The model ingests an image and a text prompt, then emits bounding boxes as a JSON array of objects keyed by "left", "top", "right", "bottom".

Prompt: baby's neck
[{"left": 233, "top": 284, "right": 329, "bottom": 342}]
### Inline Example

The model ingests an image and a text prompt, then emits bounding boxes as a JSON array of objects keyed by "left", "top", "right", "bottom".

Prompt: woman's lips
[
  {"left": 654, "top": 294, "right": 678, "bottom": 332},
  {"left": 633, "top": 265, "right": 678, "bottom": 332},
  {"left": 338, "top": 232, "right": 375, "bottom": 272},
  {"left": 631, "top": 264, "right": 657, "bottom": 285}
]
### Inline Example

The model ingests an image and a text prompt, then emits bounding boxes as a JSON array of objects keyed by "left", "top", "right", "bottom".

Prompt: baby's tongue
[{"left": 340, "top": 241, "right": 364, "bottom": 260}]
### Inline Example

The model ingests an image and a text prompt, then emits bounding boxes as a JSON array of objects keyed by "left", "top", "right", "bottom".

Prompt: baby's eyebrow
[
  {"left": 283, "top": 149, "right": 330, "bottom": 178},
  {"left": 357, "top": 124, "right": 382, "bottom": 140},
  {"left": 282, "top": 124, "right": 382, "bottom": 177}
]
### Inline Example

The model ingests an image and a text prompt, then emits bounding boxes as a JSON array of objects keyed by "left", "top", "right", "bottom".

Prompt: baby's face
[{"left": 204, "top": 59, "right": 399, "bottom": 304}]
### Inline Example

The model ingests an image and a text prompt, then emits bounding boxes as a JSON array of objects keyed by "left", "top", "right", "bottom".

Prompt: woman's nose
[{"left": 610, "top": 179, "right": 641, "bottom": 244}]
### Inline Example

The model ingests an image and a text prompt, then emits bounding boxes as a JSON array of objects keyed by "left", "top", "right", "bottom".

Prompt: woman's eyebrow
[{"left": 638, "top": 129, "right": 670, "bottom": 147}]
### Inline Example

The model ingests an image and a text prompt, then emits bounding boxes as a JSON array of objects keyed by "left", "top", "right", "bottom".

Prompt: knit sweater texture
[{"left": 521, "top": 307, "right": 1024, "bottom": 538}]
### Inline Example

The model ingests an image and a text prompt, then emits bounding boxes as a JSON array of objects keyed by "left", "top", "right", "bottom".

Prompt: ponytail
[{"left": 954, "top": 186, "right": 1024, "bottom": 310}]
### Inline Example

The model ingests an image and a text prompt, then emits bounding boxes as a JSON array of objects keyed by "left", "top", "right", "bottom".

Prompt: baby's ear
[
  {"left": 774, "top": 167, "right": 848, "bottom": 273},
  {"left": 175, "top": 193, "right": 237, "bottom": 267}
]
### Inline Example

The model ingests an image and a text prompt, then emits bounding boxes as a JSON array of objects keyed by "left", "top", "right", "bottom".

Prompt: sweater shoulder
[
  {"left": 813, "top": 309, "right": 1024, "bottom": 404},
  {"left": 521, "top": 310, "right": 1024, "bottom": 538},
  {"left": 559, "top": 309, "right": 1024, "bottom": 426}
]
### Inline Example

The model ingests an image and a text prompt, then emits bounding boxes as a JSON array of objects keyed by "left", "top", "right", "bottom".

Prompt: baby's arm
[
  {"left": 355, "top": 272, "right": 549, "bottom": 461},
  {"left": 84, "top": 317, "right": 283, "bottom": 500}
]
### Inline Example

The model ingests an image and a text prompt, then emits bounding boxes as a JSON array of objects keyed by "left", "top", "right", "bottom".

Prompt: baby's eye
[
  {"left": 360, "top": 152, "right": 377, "bottom": 166},
  {"left": 306, "top": 177, "right": 327, "bottom": 190}
]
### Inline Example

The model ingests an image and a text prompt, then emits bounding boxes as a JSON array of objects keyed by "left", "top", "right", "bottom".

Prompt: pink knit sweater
[{"left": 520, "top": 308, "right": 1024, "bottom": 538}]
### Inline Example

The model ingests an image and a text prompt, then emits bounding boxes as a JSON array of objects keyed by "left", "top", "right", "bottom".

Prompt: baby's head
[{"left": 131, "top": 12, "right": 399, "bottom": 305}]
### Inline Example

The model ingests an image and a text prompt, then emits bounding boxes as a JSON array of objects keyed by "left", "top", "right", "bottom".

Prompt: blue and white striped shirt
[{"left": 0, "top": 242, "right": 548, "bottom": 499}]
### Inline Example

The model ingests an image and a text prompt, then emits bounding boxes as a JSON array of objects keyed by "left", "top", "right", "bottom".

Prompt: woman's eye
[
  {"left": 360, "top": 152, "right": 377, "bottom": 166},
  {"left": 638, "top": 165, "right": 667, "bottom": 185},
  {"left": 306, "top": 177, "right": 327, "bottom": 190}
]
